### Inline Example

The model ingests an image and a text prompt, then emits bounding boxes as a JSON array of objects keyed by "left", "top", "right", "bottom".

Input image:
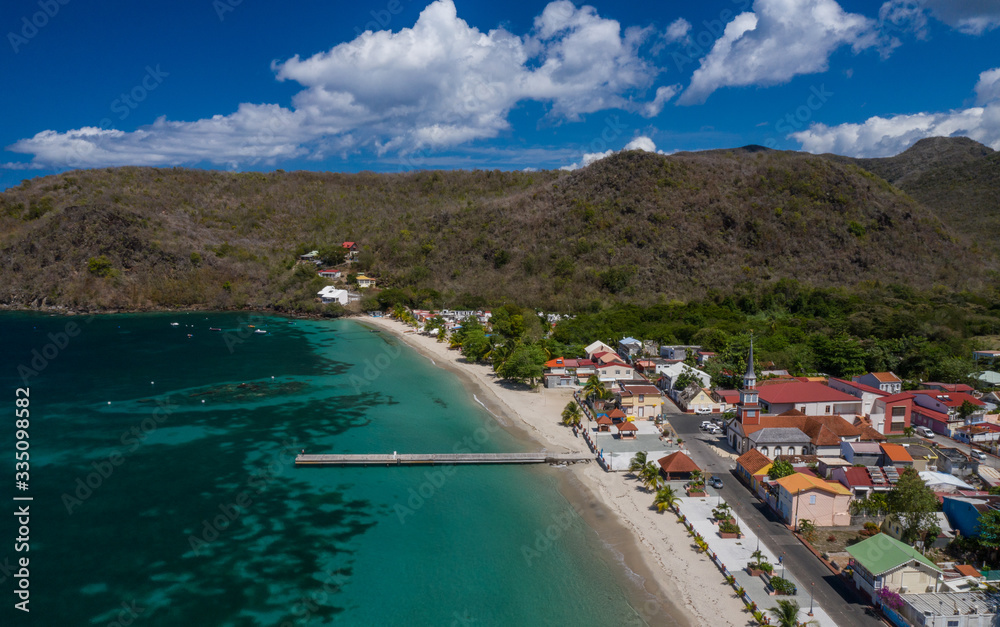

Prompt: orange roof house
[
  {"left": 656, "top": 452, "right": 701, "bottom": 479},
  {"left": 596, "top": 415, "right": 613, "bottom": 432},
  {"left": 774, "top": 472, "right": 852, "bottom": 526},
  {"left": 880, "top": 443, "right": 914, "bottom": 466}
]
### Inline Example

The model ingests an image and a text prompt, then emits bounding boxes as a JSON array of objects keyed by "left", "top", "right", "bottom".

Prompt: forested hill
[
  {"left": 0, "top": 143, "right": 989, "bottom": 312},
  {"left": 832, "top": 137, "right": 1000, "bottom": 257}
]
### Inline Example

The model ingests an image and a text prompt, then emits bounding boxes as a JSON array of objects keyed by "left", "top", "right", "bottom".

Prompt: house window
[
  {"left": 639, "top": 395, "right": 644, "bottom": 402},
  {"left": 891, "top": 406, "right": 906, "bottom": 432},
  {"left": 760, "top": 447, "right": 768, "bottom": 456},
  {"left": 809, "top": 495, "right": 816, "bottom": 505},
  {"left": 773, "top": 447, "right": 782, "bottom": 456},
  {"left": 947, "top": 622, "right": 959, "bottom": 627},
  {"left": 825, "top": 405, "right": 832, "bottom": 414}
]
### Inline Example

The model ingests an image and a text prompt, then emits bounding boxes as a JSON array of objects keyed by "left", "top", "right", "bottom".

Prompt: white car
[
  {"left": 915, "top": 426, "right": 935, "bottom": 438},
  {"left": 694, "top": 407, "right": 713, "bottom": 415},
  {"left": 972, "top": 450, "right": 988, "bottom": 461},
  {"left": 706, "top": 426, "right": 722, "bottom": 435}
]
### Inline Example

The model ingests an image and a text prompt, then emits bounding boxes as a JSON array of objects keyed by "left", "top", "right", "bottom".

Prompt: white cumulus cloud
[
  {"left": 560, "top": 134, "right": 666, "bottom": 170},
  {"left": 678, "top": 0, "right": 882, "bottom": 105},
  {"left": 6, "top": 0, "right": 667, "bottom": 170},
  {"left": 664, "top": 18, "right": 692, "bottom": 43},
  {"left": 791, "top": 66, "right": 1000, "bottom": 157}
]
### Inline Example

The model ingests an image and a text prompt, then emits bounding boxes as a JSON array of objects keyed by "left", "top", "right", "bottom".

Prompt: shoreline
[{"left": 359, "top": 315, "right": 747, "bottom": 627}]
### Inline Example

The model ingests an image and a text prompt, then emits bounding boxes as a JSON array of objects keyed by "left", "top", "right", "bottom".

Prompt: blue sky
[{"left": 2, "top": 0, "right": 999, "bottom": 189}]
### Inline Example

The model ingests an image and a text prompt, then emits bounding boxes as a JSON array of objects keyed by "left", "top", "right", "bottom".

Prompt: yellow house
[
  {"left": 617, "top": 382, "right": 663, "bottom": 419},
  {"left": 356, "top": 274, "right": 376, "bottom": 289}
]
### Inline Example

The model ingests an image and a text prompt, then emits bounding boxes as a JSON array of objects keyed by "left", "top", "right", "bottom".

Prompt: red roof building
[
  {"left": 656, "top": 452, "right": 701, "bottom": 478},
  {"left": 756, "top": 382, "right": 863, "bottom": 416}
]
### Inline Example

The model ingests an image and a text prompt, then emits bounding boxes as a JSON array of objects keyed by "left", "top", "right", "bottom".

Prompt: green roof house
[{"left": 847, "top": 533, "right": 942, "bottom": 600}]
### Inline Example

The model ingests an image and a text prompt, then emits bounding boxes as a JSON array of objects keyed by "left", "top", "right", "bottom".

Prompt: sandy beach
[{"left": 360, "top": 315, "right": 747, "bottom": 627}]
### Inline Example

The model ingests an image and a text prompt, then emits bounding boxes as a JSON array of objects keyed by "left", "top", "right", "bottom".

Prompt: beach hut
[
  {"left": 656, "top": 451, "right": 701, "bottom": 480},
  {"left": 596, "top": 415, "right": 613, "bottom": 432},
  {"left": 616, "top": 421, "right": 638, "bottom": 440}
]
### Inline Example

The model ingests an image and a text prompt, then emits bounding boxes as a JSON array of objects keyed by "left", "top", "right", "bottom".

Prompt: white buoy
[
  {"left": 107, "top": 401, "right": 111, "bottom": 405},
  {"left": 151, "top": 381, "right": 154, "bottom": 385},
  {"left": 201, "top": 400, "right": 205, "bottom": 403}
]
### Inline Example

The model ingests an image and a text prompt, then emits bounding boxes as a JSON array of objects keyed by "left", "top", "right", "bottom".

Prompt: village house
[
  {"left": 832, "top": 466, "right": 888, "bottom": 499},
  {"left": 342, "top": 241, "right": 359, "bottom": 258},
  {"left": 898, "top": 591, "right": 1000, "bottom": 627},
  {"left": 659, "top": 345, "right": 700, "bottom": 361},
  {"left": 923, "top": 382, "right": 977, "bottom": 394},
  {"left": 584, "top": 341, "right": 617, "bottom": 359},
  {"left": 828, "top": 377, "right": 888, "bottom": 416},
  {"left": 595, "top": 362, "right": 635, "bottom": 384},
  {"left": 676, "top": 384, "right": 725, "bottom": 413},
  {"left": 355, "top": 274, "right": 376, "bottom": 289},
  {"left": 695, "top": 350, "right": 715, "bottom": 367},
  {"left": 847, "top": 533, "right": 943, "bottom": 598},
  {"left": 773, "top": 472, "right": 852, "bottom": 527},
  {"left": 655, "top": 362, "right": 712, "bottom": 392},
  {"left": 735, "top": 448, "right": 772, "bottom": 494},
  {"left": 881, "top": 512, "right": 955, "bottom": 549},
  {"left": 543, "top": 357, "right": 596, "bottom": 388},
  {"left": 616, "top": 382, "right": 663, "bottom": 420},
  {"left": 942, "top": 495, "right": 1000, "bottom": 539},
  {"left": 757, "top": 381, "right": 863, "bottom": 416},
  {"left": 854, "top": 372, "right": 903, "bottom": 394},
  {"left": 317, "top": 286, "right": 350, "bottom": 306},
  {"left": 937, "top": 448, "right": 977, "bottom": 477},
  {"left": 617, "top": 337, "right": 644, "bottom": 361},
  {"left": 881, "top": 443, "right": 915, "bottom": 468},
  {"left": 868, "top": 392, "right": 914, "bottom": 436}
]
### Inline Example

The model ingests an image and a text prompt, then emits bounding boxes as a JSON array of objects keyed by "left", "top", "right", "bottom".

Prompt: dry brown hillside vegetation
[{"left": 0, "top": 146, "right": 990, "bottom": 312}]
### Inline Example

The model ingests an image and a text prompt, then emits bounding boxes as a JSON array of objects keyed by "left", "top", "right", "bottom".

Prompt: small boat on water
[
  {"left": 254, "top": 329, "right": 267, "bottom": 335},
  {"left": 170, "top": 322, "right": 179, "bottom": 327},
  {"left": 209, "top": 327, "right": 222, "bottom": 332},
  {"left": 187, "top": 334, "right": 193, "bottom": 338},
  {"left": 248, "top": 325, "right": 256, "bottom": 328}
]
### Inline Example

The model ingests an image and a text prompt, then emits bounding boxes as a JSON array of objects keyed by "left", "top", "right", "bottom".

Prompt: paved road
[{"left": 664, "top": 406, "right": 883, "bottom": 627}]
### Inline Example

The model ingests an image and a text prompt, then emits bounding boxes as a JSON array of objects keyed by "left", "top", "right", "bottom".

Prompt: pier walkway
[{"left": 295, "top": 452, "right": 592, "bottom": 466}]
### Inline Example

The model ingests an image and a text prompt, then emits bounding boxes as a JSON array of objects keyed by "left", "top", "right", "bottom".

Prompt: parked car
[
  {"left": 694, "top": 407, "right": 713, "bottom": 414},
  {"left": 710, "top": 476, "right": 724, "bottom": 489},
  {"left": 915, "top": 426, "right": 935, "bottom": 438},
  {"left": 707, "top": 426, "right": 722, "bottom": 435},
  {"left": 972, "top": 450, "right": 988, "bottom": 461},
  {"left": 700, "top": 420, "right": 714, "bottom": 429}
]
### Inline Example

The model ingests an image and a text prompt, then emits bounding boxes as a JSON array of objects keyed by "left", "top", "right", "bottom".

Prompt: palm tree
[
  {"left": 653, "top": 485, "right": 680, "bottom": 513},
  {"left": 561, "top": 402, "right": 582, "bottom": 426},
  {"left": 769, "top": 599, "right": 814, "bottom": 627},
  {"left": 583, "top": 375, "right": 606, "bottom": 402},
  {"left": 628, "top": 451, "right": 648, "bottom": 474},
  {"left": 639, "top": 462, "right": 663, "bottom": 491}
]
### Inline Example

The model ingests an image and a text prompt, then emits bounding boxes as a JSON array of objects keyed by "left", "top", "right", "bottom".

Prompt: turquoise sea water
[{"left": 0, "top": 312, "right": 653, "bottom": 625}]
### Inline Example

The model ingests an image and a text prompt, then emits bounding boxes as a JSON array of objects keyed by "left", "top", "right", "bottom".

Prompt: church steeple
[
  {"left": 735, "top": 332, "right": 760, "bottom": 426},
  {"left": 744, "top": 333, "right": 756, "bottom": 390}
]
